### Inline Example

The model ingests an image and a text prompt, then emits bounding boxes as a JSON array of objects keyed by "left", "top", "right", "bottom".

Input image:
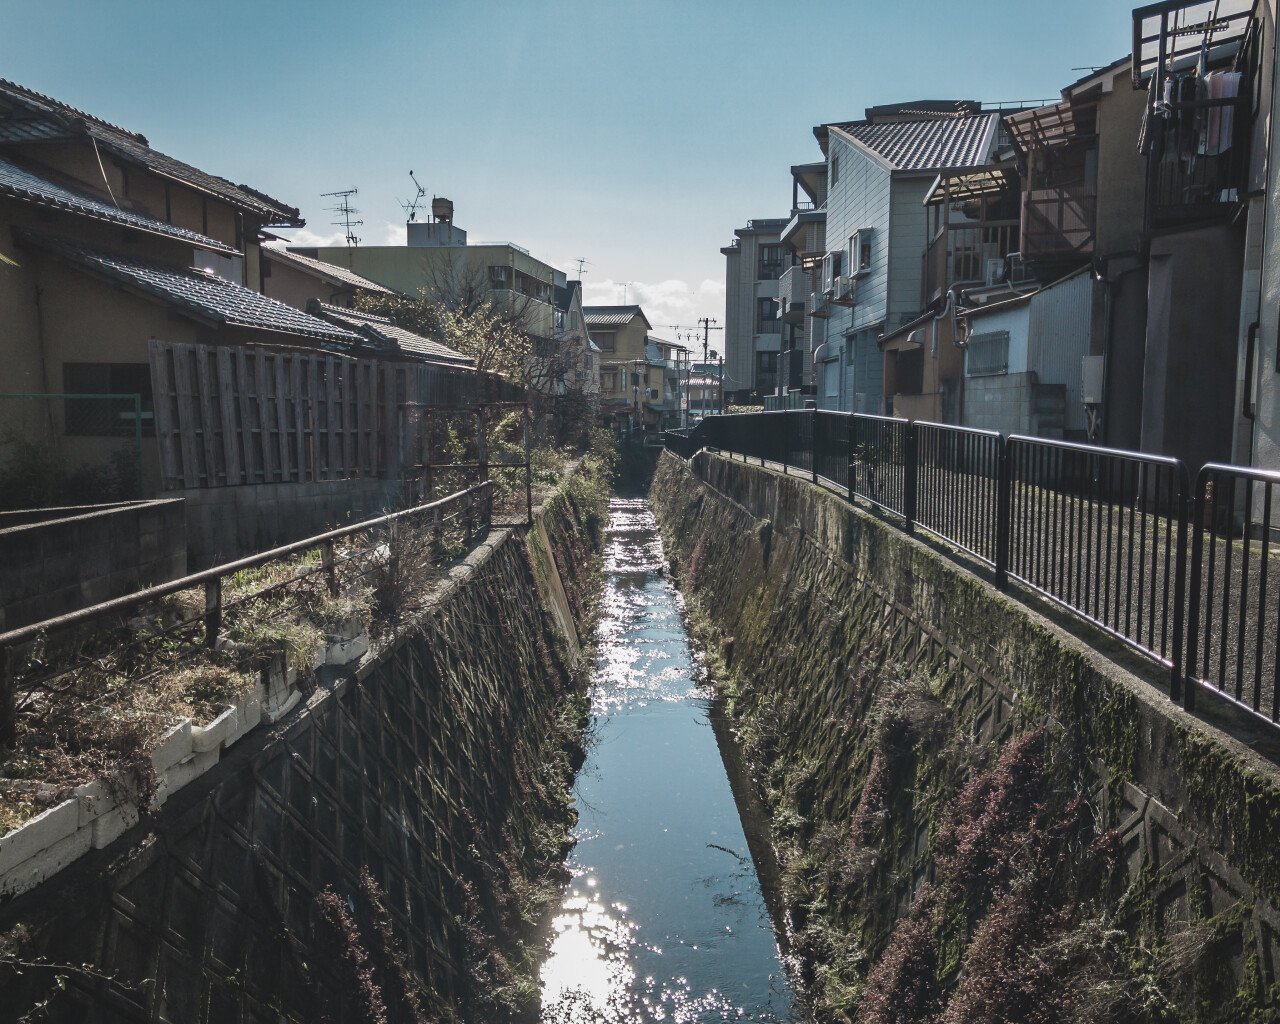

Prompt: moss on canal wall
[
  {"left": 650, "top": 450, "right": 1280, "bottom": 1023},
  {"left": 0, "top": 462, "right": 609, "bottom": 1024}
]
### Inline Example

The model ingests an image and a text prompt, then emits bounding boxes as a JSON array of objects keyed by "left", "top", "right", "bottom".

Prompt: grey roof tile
[
  {"left": 0, "top": 156, "right": 237, "bottom": 253},
  {"left": 828, "top": 114, "right": 998, "bottom": 172},
  {"left": 0, "top": 78, "right": 302, "bottom": 225},
  {"left": 23, "top": 234, "right": 360, "bottom": 346},
  {"left": 312, "top": 303, "right": 473, "bottom": 365},
  {"left": 267, "top": 247, "right": 396, "bottom": 295},
  {"left": 583, "top": 305, "right": 650, "bottom": 328}
]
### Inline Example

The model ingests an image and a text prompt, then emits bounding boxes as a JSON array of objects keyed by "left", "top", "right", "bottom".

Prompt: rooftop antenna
[
  {"left": 399, "top": 171, "right": 428, "bottom": 222},
  {"left": 575, "top": 257, "right": 592, "bottom": 278},
  {"left": 621, "top": 281, "right": 634, "bottom": 304},
  {"left": 322, "top": 188, "right": 362, "bottom": 247}
]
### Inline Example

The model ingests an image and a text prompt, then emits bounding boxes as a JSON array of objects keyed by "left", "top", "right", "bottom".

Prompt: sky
[{"left": 3, "top": 0, "right": 1133, "bottom": 338}]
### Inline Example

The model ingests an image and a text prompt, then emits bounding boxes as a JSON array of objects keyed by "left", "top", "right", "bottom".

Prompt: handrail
[
  {"left": 664, "top": 410, "right": 1280, "bottom": 737},
  {"left": 0, "top": 482, "right": 493, "bottom": 651}
]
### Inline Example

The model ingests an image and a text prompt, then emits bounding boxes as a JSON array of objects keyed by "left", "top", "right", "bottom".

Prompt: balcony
[
  {"left": 779, "top": 265, "right": 807, "bottom": 323},
  {"left": 1147, "top": 125, "right": 1249, "bottom": 229},
  {"left": 922, "top": 222, "right": 1020, "bottom": 304},
  {"left": 781, "top": 205, "right": 826, "bottom": 253},
  {"left": 1021, "top": 186, "right": 1096, "bottom": 261}
]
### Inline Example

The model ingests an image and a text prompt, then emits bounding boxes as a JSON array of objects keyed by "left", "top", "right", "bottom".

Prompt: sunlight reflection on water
[{"left": 539, "top": 499, "right": 795, "bottom": 1024}]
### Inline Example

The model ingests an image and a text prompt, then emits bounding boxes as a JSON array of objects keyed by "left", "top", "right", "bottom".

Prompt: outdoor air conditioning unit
[
  {"left": 984, "top": 258, "right": 1007, "bottom": 287},
  {"left": 833, "top": 273, "right": 855, "bottom": 306},
  {"left": 645, "top": 387, "right": 659, "bottom": 400}
]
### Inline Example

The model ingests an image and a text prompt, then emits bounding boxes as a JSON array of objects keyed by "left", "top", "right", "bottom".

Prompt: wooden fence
[{"left": 148, "top": 341, "right": 525, "bottom": 491}]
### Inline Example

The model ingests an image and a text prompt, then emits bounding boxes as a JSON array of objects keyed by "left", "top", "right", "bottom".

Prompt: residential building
[
  {"left": 1001, "top": 56, "right": 1150, "bottom": 443},
  {"left": 584, "top": 305, "right": 661, "bottom": 431},
  {"left": 721, "top": 218, "right": 787, "bottom": 400},
  {"left": 554, "top": 278, "right": 600, "bottom": 398},
  {"left": 645, "top": 335, "right": 688, "bottom": 429},
  {"left": 301, "top": 206, "right": 559, "bottom": 346},
  {"left": 786, "top": 101, "right": 1010, "bottom": 415},
  {"left": 959, "top": 268, "right": 1092, "bottom": 437},
  {"left": 0, "top": 77, "right": 356, "bottom": 496}
]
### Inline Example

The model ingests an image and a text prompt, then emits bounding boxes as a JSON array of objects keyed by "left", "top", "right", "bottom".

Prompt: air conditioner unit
[
  {"left": 984, "top": 258, "right": 1007, "bottom": 287},
  {"left": 832, "top": 273, "right": 855, "bottom": 306},
  {"left": 1006, "top": 252, "right": 1035, "bottom": 285},
  {"left": 645, "top": 387, "right": 658, "bottom": 400}
]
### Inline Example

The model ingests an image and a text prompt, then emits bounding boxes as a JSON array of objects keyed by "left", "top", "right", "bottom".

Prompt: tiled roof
[
  {"left": 0, "top": 118, "right": 74, "bottom": 143},
  {"left": 827, "top": 113, "right": 999, "bottom": 172},
  {"left": 0, "top": 79, "right": 302, "bottom": 226},
  {"left": 21, "top": 234, "right": 360, "bottom": 345},
  {"left": 583, "top": 305, "right": 650, "bottom": 328},
  {"left": 312, "top": 303, "right": 473, "bottom": 365},
  {"left": 266, "top": 246, "right": 396, "bottom": 295},
  {"left": 0, "top": 156, "right": 237, "bottom": 254}
]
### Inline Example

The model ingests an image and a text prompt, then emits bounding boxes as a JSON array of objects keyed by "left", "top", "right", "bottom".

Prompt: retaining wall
[
  {"left": 651, "top": 450, "right": 1280, "bottom": 1021},
  {"left": 0, "top": 476, "right": 603, "bottom": 1023}
]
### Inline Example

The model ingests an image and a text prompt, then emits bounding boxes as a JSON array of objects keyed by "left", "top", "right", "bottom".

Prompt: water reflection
[{"left": 540, "top": 499, "right": 795, "bottom": 1023}]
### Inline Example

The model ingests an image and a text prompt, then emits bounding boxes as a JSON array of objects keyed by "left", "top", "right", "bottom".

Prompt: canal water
[{"left": 540, "top": 497, "right": 797, "bottom": 1022}]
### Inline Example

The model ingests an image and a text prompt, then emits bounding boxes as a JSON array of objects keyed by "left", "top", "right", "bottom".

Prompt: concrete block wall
[
  {"left": 0, "top": 499, "right": 186, "bottom": 632},
  {"left": 177, "top": 478, "right": 403, "bottom": 567}
]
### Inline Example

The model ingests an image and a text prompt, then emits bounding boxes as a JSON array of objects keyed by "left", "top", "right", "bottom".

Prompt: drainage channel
[{"left": 540, "top": 497, "right": 797, "bottom": 1022}]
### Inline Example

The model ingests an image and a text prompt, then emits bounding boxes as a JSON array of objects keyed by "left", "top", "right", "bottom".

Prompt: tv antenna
[
  {"left": 399, "top": 171, "right": 428, "bottom": 222},
  {"left": 322, "top": 188, "right": 362, "bottom": 247},
  {"left": 574, "top": 257, "right": 592, "bottom": 278}
]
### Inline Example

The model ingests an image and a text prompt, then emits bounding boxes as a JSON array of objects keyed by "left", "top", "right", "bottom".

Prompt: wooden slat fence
[{"left": 149, "top": 340, "right": 527, "bottom": 491}]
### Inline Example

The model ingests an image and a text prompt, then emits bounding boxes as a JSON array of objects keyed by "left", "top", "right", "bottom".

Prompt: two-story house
[
  {"left": 721, "top": 218, "right": 787, "bottom": 400},
  {"left": 584, "top": 305, "right": 653, "bottom": 431},
  {"left": 787, "top": 101, "right": 1007, "bottom": 414},
  {"left": 554, "top": 278, "right": 600, "bottom": 398}
]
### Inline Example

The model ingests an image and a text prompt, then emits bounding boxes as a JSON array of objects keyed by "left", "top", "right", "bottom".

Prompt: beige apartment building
[
  {"left": 301, "top": 210, "right": 559, "bottom": 342},
  {"left": 721, "top": 218, "right": 787, "bottom": 400}
]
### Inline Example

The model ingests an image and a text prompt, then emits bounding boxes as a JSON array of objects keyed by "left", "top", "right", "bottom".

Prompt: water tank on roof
[{"left": 432, "top": 197, "right": 454, "bottom": 223}]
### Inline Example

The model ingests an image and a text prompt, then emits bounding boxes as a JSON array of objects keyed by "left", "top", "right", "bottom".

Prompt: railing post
[
  {"left": 523, "top": 403, "right": 533, "bottom": 526},
  {"left": 782, "top": 411, "right": 790, "bottom": 476},
  {"left": 1183, "top": 468, "right": 1206, "bottom": 713},
  {"left": 204, "top": 577, "right": 222, "bottom": 650},
  {"left": 1169, "top": 463, "right": 1191, "bottom": 705},
  {"left": 904, "top": 422, "right": 918, "bottom": 533},
  {"left": 846, "top": 413, "right": 854, "bottom": 500},
  {"left": 994, "top": 438, "right": 1011, "bottom": 590},
  {"left": 321, "top": 538, "right": 339, "bottom": 596},
  {"left": 812, "top": 408, "right": 819, "bottom": 485}
]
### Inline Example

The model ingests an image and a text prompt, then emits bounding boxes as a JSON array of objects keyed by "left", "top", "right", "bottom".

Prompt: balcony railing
[
  {"left": 922, "top": 221, "right": 1020, "bottom": 303},
  {"left": 1021, "top": 186, "right": 1097, "bottom": 261}
]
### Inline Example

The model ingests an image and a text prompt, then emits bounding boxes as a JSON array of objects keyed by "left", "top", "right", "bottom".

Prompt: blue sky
[{"left": 3, "top": 0, "right": 1133, "bottom": 333}]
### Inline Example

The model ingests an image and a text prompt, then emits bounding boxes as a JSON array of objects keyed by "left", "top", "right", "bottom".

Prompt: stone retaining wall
[
  {"left": 0, "top": 475, "right": 602, "bottom": 1022},
  {"left": 651, "top": 450, "right": 1280, "bottom": 1021}
]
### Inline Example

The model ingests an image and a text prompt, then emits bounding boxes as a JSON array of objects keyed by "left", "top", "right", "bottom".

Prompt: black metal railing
[
  {"left": 663, "top": 410, "right": 1280, "bottom": 736},
  {"left": 1186, "top": 464, "right": 1280, "bottom": 723},
  {"left": 916, "top": 421, "right": 1003, "bottom": 566}
]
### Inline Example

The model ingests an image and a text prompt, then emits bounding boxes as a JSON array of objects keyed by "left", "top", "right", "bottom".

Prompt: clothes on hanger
[{"left": 1200, "top": 70, "right": 1242, "bottom": 156}]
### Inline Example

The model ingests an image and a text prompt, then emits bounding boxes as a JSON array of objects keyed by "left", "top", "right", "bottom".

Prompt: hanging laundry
[{"left": 1200, "top": 70, "right": 1242, "bottom": 156}]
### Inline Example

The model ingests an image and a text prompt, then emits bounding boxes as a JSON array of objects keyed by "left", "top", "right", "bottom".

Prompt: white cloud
[
  {"left": 270, "top": 226, "right": 347, "bottom": 249},
  {"left": 581, "top": 276, "right": 725, "bottom": 335}
]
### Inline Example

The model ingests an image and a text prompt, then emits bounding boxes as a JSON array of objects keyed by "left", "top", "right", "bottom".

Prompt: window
[
  {"left": 601, "top": 370, "right": 617, "bottom": 392},
  {"left": 594, "top": 331, "right": 617, "bottom": 353},
  {"left": 850, "top": 229, "right": 874, "bottom": 275},
  {"left": 966, "top": 330, "right": 1011, "bottom": 377},
  {"left": 554, "top": 309, "right": 566, "bottom": 331},
  {"left": 831, "top": 153, "right": 840, "bottom": 186},
  {"left": 756, "top": 297, "right": 780, "bottom": 331},
  {"left": 488, "top": 265, "right": 513, "bottom": 288},
  {"left": 757, "top": 244, "right": 784, "bottom": 281},
  {"left": 62, "top": 362, "right": 155, "bottom": 436}
]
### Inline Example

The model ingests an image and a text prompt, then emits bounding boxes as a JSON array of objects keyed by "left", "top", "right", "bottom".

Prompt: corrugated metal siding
[
  {"left": 824, "top": 137, "right": 892, "bottom": 334},
  {"left": 1027, "top": 271, "right": 1093, "bottom": 432}
]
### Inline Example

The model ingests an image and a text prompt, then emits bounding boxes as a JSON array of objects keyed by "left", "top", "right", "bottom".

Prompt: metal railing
[
  {"left": 0, "top": 482, "right": 493, "bottom": 745},
  {"left": 663, "top": 410, "right": 1280, "bottom": 736}
]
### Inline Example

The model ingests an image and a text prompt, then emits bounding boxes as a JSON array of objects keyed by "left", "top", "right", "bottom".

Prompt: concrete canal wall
[
  {"left": 0, "top": 472, "right": 607, "bottom": 1023},
  {"left": 651, "top": 449, "right": 1280, "bottom": 1022}
]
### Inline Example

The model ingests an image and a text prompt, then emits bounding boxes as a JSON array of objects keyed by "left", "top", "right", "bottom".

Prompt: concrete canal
[{"left": 540, "top": 497, "right": 797, "bottom": 1021}]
